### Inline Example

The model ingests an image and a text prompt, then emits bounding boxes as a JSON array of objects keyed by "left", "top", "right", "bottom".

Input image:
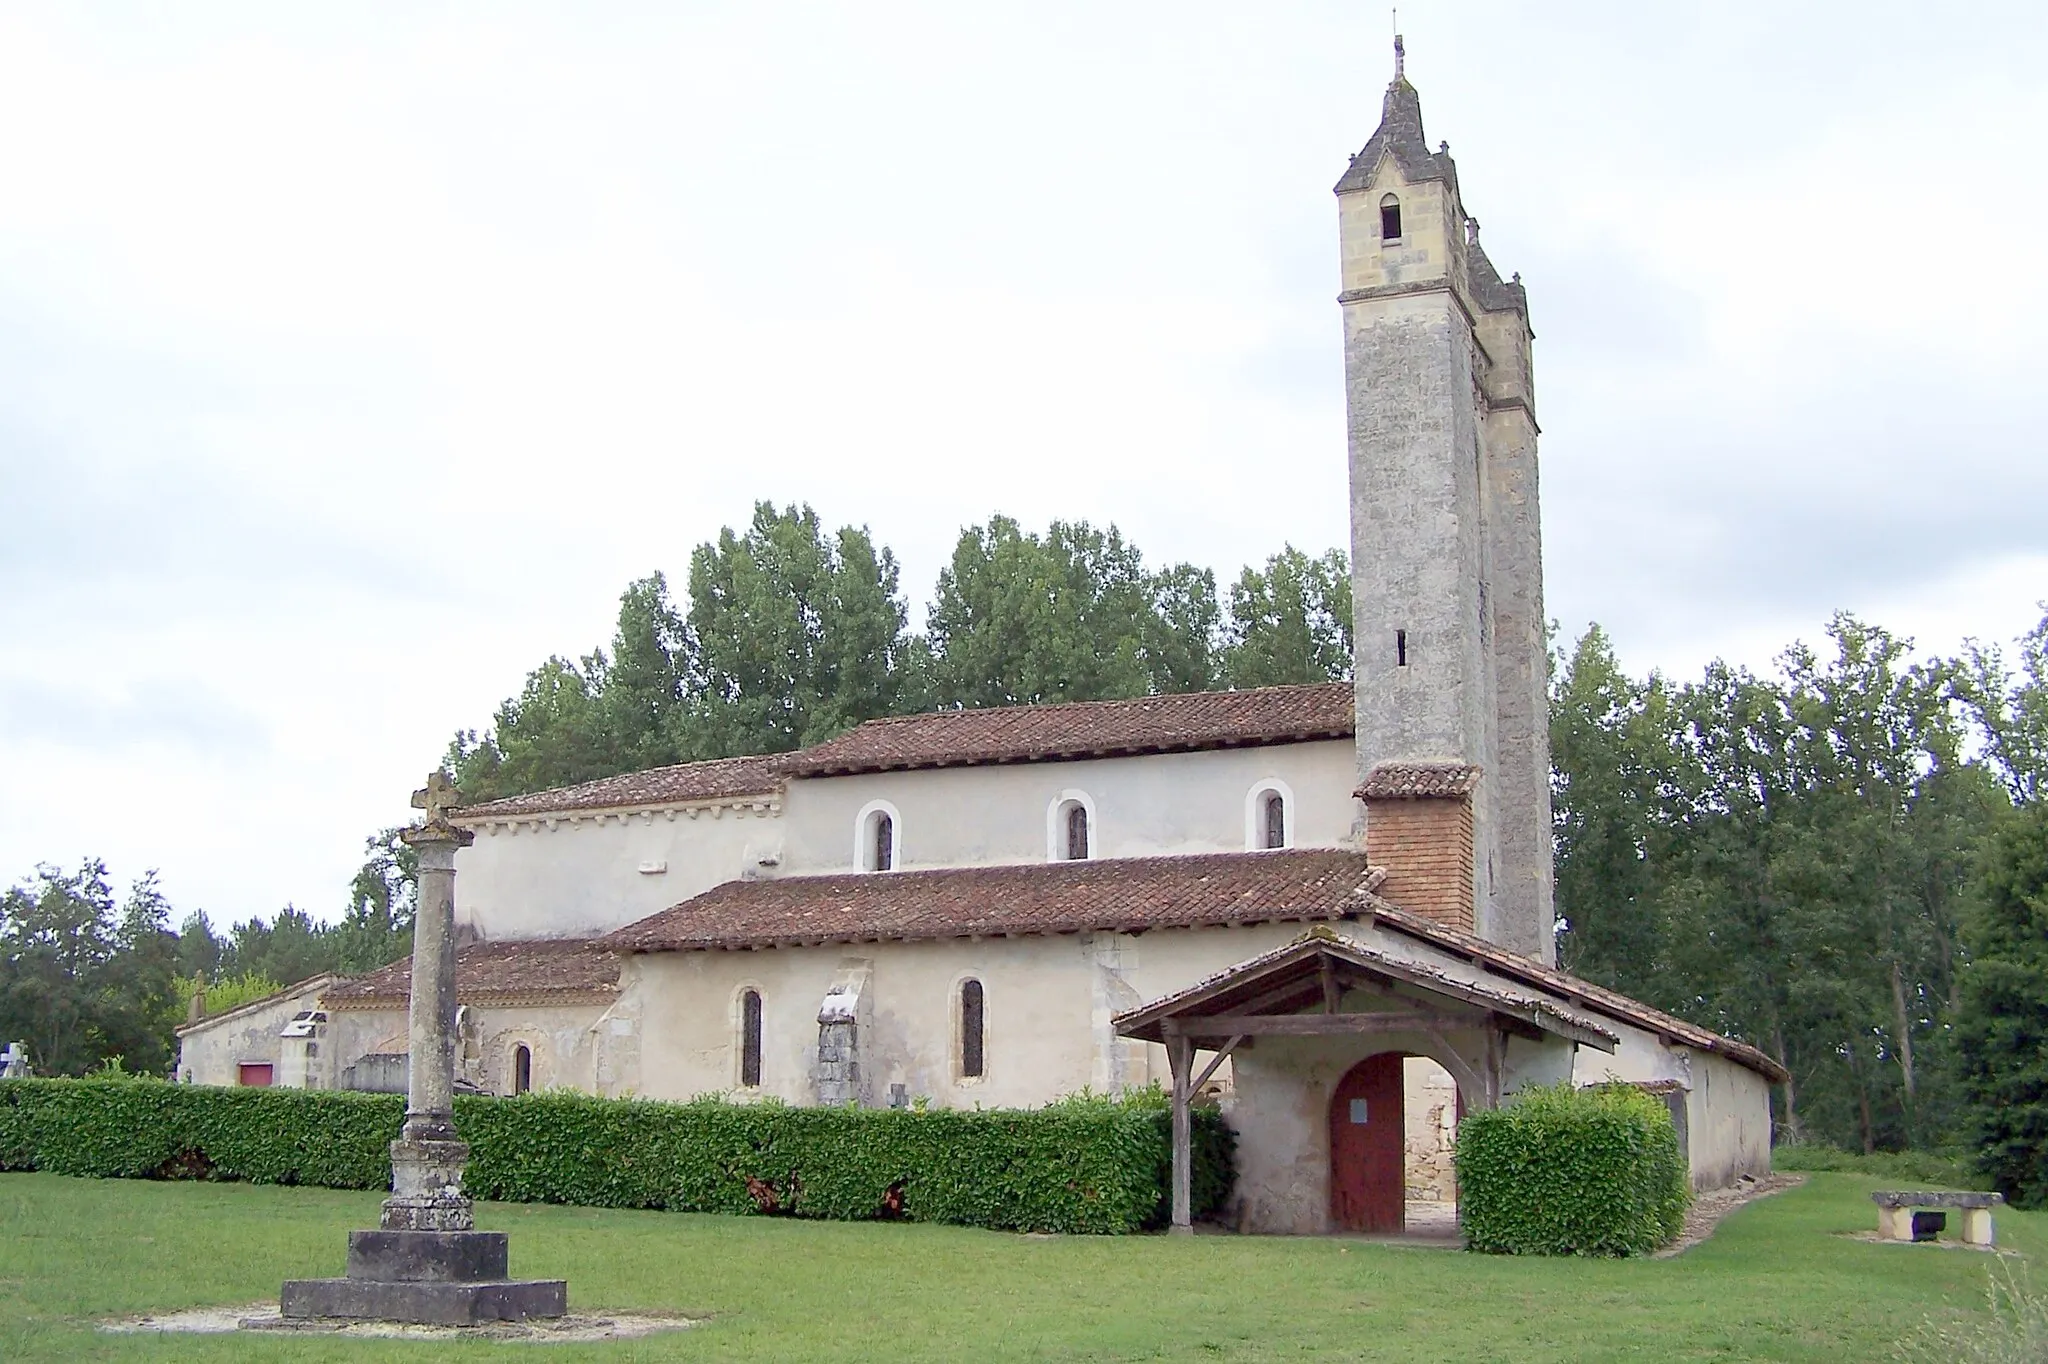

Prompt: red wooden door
[
  {"left": 237, "top": 1062, "right": 274, "bottom": 1087},
  {"left": 1330, "top": 1053, "right": 1405, "bottom": 1232}
]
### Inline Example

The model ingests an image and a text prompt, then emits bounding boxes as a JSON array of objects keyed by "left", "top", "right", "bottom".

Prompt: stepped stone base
[
  {"left": 280, "top": 1277, "right": 568, "bottom": 1326},
  {"left": 281, "top": 1228, "right": 565, "bottom": 1325}
]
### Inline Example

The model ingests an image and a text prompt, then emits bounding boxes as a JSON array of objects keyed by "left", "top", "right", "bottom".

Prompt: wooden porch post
[{"left": 1169, "top": 1031, "right": 1193, "bottom": 1235}]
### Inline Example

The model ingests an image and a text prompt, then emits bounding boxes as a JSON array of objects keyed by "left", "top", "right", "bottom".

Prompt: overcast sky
[{"left": 4, "top": 2, "right": 2044, "bottom": 926}]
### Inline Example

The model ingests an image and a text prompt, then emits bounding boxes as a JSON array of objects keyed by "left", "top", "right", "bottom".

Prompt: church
[{"left": 177, "top": 49, "right": 1781, "bottom": 1235}]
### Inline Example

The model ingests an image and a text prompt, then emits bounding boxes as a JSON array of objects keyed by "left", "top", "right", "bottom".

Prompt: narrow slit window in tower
[
  {"left": 960, "top": 979, "right": 985, "bottom": 1079},
  {"left": 1263, "top": 792, "right": 1287, "bottom": 850},
  {"left": 1380, "top": 194, "right": 1402, "bottom": 241},
  {"left": 512, "top": 1043, "right": 531, "bottom": 1095},
  {"left": 1066, "top": 804, "right": 1090, "bottom": 860},
  {"left": 873, "top": 812, "right": 893, "bottom": 872},
  {"left": 1396, "top": 629, "right": 1409, "bottom": 667},
  {"left": 740, "top": 989, "right": 763, "bottom": 1088}
]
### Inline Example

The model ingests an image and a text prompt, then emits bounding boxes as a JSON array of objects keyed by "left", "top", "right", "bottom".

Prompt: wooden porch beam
[
  {"left": 1192, "top": 1034, "right": 1245, "bottom": 1093},
  {"left": 1164, "top": 1010, "right": 1443, "bottom": 1037}
]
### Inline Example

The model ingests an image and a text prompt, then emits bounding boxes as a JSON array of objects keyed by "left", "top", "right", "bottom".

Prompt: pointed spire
[{"left": 1335, "top": 27, "right": 1447, "bottom": 193}]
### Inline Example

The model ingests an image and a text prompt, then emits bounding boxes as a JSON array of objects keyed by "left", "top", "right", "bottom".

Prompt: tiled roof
[
  {"left": 1110, "top": 930, "right": 1618, "bottom": 1050},
  {"left": 322, "top": 940, "right": 621, "bottom": 1008},
  {"left": 1367, "top": 904, "right": 1792, "bottom": 1084},
  {"left": 605, "top": 849, "right": 1384, "bottom": 952},
  {"left": 1357, "top": 761, "right": 1481, "bottom": 799},
  {"left": 777, "top": 684, "right": 1354, "bottom": 777},
  {"left": 455, "top": 755, "right": 784, "bottom": 820}
]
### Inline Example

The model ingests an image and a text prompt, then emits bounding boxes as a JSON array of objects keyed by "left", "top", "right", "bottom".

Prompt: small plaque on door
[{"left": 1349, "top": 1098, "right": 1369, "bottom": 1124}]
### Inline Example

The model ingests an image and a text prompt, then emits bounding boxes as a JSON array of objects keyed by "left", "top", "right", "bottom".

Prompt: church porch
[{"left": 1114, "top": 930, "right": 1616, "bottom": 1236}]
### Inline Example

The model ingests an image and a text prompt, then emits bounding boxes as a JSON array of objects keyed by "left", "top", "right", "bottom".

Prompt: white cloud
[{"left": 1, "top": 2, "right": 2041, "bottom": 920}]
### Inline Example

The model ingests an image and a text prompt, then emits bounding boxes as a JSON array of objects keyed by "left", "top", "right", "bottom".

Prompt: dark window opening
[
  {"left": 873, "top": 812, "right": 893, "bottom": 872},
  {"left": 1263, "top": 793, "right": 1286, "bottom": 850},
  {"left": 961, "top": 979, "right": 986, "bottom": 1079},
  {"left": 1380, "top": 194, "right": 1402, "bottom": 241},
  {"left": 512, "top": 1043, "right": 531, "bottom": 1095},
  {"left": 1065, "top": 804, "right": 1090, "bottom": 860},
  {"left": 1396, "top": 629, "right": 1408, "bottom": 667},
  {"left": 740, "top": 989, "right": 763, "bottom": 1088}
]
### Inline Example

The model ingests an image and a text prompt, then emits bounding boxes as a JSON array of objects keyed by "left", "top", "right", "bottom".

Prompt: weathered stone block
[
  {"left": 279, "top": 1277, "right": 567, "bottom": 1325},
  {"left": 345, "top": 1230, "right": 508, "bottom": 1283}
]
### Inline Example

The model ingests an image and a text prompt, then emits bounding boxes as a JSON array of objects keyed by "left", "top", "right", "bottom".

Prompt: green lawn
[{"left": 0, "top": 1171, "right": 2031, "bottom": 1361}]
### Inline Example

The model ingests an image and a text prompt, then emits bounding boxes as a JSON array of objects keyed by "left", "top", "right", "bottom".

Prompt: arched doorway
[
  {"left": 1330, "top": 1053, "right": 1404, "bottom": 1232},
  {"left": 1330, "top": 1051, "right": 1464, "bottom": 1234}
]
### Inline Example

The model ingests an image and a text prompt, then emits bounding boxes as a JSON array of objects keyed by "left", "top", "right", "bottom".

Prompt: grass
[{"left": 0, "top": 1170, "right": 2037, "bottom": 1362}]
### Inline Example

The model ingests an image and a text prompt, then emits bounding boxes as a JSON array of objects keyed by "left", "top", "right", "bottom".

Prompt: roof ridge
[{"left": 829, "top": 680, "right": 1352, "bottom": 730}]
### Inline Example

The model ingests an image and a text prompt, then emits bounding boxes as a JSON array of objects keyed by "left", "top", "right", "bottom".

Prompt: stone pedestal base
[
  {"left": 280, "top": 1277, "right": 568, "bottom": 1326},
  {"left": 281, "top": 1229, "right": 565, "bottom": 1325}
]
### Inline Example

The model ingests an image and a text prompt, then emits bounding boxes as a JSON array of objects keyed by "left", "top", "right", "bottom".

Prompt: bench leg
[
  {"left": 1961, "top": 1208, "right": 1995, "bottom": 1247},
  {"left": 1878, "top": 1206, "right": 1914, "bottom": 1241}
]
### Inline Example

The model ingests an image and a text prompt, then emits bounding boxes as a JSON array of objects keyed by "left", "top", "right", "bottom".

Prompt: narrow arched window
[
  {"left": 1065, "top": 804, "right": 1090, "bottom": 860},
  {"left": 512, "top": 1043, "right": 531, "bottom": 1095},
  {"left": 1263, "top": 792, "right": 1287, "bottom": 850},
  {"left": 960, "top": 979, "right": 985, "bottom": 1079},
  {"left": 873, "top": 812, "right": 893, "bottom": 872},
  {"left": 1380, "top": 193, "right": 1402, "bottom": 241},
  {"left": 740, "top": 989, "right": 763, "bottom": 1088}
]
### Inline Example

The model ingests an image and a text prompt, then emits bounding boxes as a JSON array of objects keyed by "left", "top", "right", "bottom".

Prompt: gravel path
[{"left": 1653, "top": 1173, "right": 1806, "bottom": 1258}]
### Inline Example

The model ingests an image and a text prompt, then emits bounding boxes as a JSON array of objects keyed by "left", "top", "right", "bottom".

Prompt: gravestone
[
  {"left": 278, "top": 772, "right": 567, "bottom": 1325},
  {"left": 1, "top": 1042, "right": 28, "bottom": 1078}
]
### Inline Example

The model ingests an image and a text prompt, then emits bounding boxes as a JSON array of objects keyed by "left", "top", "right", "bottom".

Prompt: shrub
[
  {"left": 1773, "top": 1142, "right": 1990, "bottom": 1191},
  {"left": 1455, "top": 1082, "right": 1689, "bottom": 1256},
  {"left": 0, "top": 1078, "right": 1232, "bottom": 1235}
]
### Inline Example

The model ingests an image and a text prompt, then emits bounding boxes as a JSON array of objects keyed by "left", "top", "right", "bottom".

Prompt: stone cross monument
[{"left": 279, "top": 771, "right": 566, "bottom": 1326}]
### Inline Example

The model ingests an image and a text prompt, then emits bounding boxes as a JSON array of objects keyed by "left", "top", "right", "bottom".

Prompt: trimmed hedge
[
  {"left": 1454, "top": 1082, "right": 1690, "bottom": 1256},
  {"left": 0, "top": 1079, "right": 1233, "bottom": 1235}
]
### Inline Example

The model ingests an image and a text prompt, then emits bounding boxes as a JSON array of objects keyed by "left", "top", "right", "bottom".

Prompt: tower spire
[{"left": 1393, "top": 26, "right": 1405, "bottom": 82}]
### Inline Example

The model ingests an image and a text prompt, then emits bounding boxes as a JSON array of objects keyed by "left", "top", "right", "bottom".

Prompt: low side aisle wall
[{"left": 1685, "top": 1050, "right": 1773, "bottom": 1190}]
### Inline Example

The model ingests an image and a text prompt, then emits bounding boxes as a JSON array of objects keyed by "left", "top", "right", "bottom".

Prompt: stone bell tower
[{"left": 1338, "top": 37, "right": 1554, "bottom": 962}]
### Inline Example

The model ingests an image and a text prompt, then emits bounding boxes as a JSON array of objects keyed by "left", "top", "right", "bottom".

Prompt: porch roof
[{"left": 1111, "top": 927, "right": 1618, "bottom": 1051}]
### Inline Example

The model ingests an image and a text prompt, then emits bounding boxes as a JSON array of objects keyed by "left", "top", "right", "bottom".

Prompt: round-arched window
[
  {"left": 739, "top": 988, "right": 763, "bottom": 1089},
  {"left": 960, "top": 979, "right": 986, "bottom": 1080},
  {"left": 1380, "top": 193, "right": 1402, "bottom": 241},
  {"left": 512, "top": 1043, "right": 532, "bottom": 1095},
  {"left": 1063, "top": 803, "right": 1090, "bottom": 860},
  {"left": 856, "top": 802, "right": 900, "bottom": 872}
]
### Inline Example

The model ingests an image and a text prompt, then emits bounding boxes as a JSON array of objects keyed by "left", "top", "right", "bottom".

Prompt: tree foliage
[
  {"left": 1554, "top": 612, "right": 2033, "bottom": 1154},
  {"left": 1220, "top": 546, "right": 1353, "bottom": 688},
  {"left": 1956, "top": 799, "right": 2048, "bottom": 1205},
  {"left": 927, "top": 517, "right": 1219, "bottom": 707}
]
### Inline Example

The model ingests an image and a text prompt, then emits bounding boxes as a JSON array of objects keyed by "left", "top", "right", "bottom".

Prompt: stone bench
[{"left": 1871, "top": 1191, "right": 2003, "bottom": 1246}]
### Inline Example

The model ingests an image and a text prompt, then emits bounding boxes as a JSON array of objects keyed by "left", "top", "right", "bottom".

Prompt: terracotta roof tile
[
  {"left": 777, "top": 683, "right": 1354, "bottom": 777},
  {"left": 1367, "top": 904, "right": 1791, "bottom": 1084},
  {"left": 604, "top": 849, "right": 1382, "bottom": 952},
  {"left": 455, "top": 755, "right": 783, "bottom": 820},
  {"left": 1356, "top": 761, "right": 1481, "bottom": 799},
  {"left": 323, "top": 940, "right": 620, "bottom": 1008}
]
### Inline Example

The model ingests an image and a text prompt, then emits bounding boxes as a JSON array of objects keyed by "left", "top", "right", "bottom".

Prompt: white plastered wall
[
  {"left": 323, "top": 999, "right": 616, "bottom": 1096},
  {"left": 775, "top": 741, "right": 1358, "bottom": 877},
  {"left": 174, "top": 979, "right": 331, "bottom": 1087},
  {"left": 452, "top": 802, "right": 781, "bottom": 940}
]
